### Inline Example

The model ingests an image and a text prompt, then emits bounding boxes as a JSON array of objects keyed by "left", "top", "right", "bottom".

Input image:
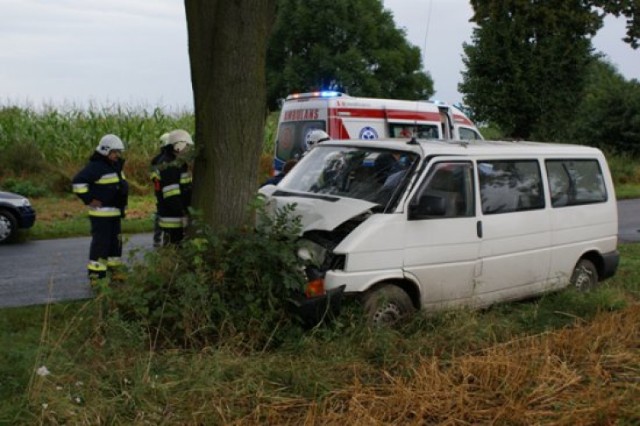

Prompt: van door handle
[{"left": 477, "top": 220, "right": 483, "bottom": 238}]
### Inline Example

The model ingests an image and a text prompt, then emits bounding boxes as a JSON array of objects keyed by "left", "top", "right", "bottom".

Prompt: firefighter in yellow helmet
[{"left": 150, "top": 129, "right": 194, "bottom": 245}]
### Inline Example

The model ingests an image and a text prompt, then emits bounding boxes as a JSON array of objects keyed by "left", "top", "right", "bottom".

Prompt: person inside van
[{"left": 261, "top": 159, "right": 298, "bottom": 187}]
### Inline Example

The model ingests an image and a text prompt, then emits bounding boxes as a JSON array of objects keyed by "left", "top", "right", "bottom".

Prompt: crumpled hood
[{"left": 258, "top": 185, "right": 376, "bottom": 233}]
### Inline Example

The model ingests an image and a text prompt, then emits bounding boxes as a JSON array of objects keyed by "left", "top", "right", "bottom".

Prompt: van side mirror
[{"left": 408, "top": 194, "right": 447, "bottom": 220}]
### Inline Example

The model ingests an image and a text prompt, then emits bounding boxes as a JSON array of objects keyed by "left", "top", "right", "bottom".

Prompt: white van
[
  {"left": 259, "top": 138, "right": 620, "bottom": 325},
  {"left": 272, "top": 91, "right": 483, "bottom": 173}
]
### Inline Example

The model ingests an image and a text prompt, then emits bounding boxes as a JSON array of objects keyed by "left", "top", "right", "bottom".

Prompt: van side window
[
  {"left": 478, "top": 160, "right": 544, "bottom": 214},
  {"left": 546, "top": 159, "right": 607, "bottom": 207},
  {"left": 409, "top": 162, "right": 475, "bottom": 219}
]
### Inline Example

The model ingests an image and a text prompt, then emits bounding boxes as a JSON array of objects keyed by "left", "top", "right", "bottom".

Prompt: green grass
[
  {"left": 614, "top": 183, "right": 640, "bottom": 199},
  {"left": 17, "top": 195, "right": 156, "bottom": 241}
]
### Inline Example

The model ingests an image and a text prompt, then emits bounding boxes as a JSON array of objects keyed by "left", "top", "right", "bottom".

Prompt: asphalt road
[
  {"left": 617, "top": 198, "right": 640, "bottom": 242},
  {"left": 1, "top": 199, "right": 639, "bottom": 309},
  {"left": 0, "top": 233, "right": 152, "bottom": 309}
]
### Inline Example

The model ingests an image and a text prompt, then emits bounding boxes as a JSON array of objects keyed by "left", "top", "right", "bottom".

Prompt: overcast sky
[{"left": 1, "top": 0, "right": 638, "bottom": 111}]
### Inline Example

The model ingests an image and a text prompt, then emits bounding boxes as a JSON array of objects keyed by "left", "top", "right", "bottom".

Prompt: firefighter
[
  {"left": 150, "top": 132, "right": 170, "bottom": 247},
  {"left": 72, "top": 134, "right": 129, "bottom": 281},
  {"left": 151, "top": 129, "right": 194, "bottom": 245},
  {"left": 304, "top": 129, "right": 330, "bottom": 152}
]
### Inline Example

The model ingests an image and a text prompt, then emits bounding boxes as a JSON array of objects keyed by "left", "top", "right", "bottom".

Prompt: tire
[
  {"left": 363, "top": 285, "right": 415, "bottom": 327},
  {"left": 0, "top": 209, "right": 18, "bottom": 244},
  {"left": 570, "top": 259, "right": 598, "bottom": 292}
]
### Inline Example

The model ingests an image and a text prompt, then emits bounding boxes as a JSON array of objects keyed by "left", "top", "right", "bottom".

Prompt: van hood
[{"left": 259, "top": 185, "right": 376, "bottom": 233}]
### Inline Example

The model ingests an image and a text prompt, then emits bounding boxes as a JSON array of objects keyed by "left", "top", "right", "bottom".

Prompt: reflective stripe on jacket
[
  {"left": 151, "top": 148, "right": 192, "bottom": 220},
  {"left": 72, "top": 153, "right": 128, "bottom": 215}
]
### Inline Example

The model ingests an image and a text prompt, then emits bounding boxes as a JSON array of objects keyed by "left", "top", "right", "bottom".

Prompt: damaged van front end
[{"left": 258, "top": 141, "right": 422, "bottom": 326}]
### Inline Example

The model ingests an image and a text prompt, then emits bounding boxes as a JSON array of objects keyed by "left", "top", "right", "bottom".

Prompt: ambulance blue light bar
[{"left": 286, "top": 91, "right": 344, "bottom": 100}]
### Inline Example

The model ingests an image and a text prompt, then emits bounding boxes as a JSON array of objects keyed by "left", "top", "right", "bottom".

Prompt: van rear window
[
  {"left": 478, "top": 160, "right": 544, "bottom": 214},
  {"left": 545, "top": 159, "right": 607, "bottom": 207}
]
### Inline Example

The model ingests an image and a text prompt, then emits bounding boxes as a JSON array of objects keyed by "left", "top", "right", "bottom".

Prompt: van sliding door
[{"left": 475, "top": 159, "right": 551, "bottom": 304}]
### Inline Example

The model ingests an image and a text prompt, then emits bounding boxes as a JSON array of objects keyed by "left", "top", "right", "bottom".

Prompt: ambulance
[{"left": 272, "top": 91, "right": 483, "bottom": 173}]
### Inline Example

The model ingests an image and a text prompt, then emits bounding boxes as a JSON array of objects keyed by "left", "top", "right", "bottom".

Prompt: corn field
[{"left": 0, "top": 105, "right": 278, "bottom": 194}]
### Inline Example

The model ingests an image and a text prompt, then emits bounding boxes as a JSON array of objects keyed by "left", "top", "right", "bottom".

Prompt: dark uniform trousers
[{"left": 89, "top": 216, "right": 122, "bottom": 279}]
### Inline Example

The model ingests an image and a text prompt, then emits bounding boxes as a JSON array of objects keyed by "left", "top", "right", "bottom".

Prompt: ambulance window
[
  {"left": 389, "top": 124, "right": 438, "bottom": 139},
  {"left": 459, "top": 127, "right": 482, "bottom": 140},
  {"left": 417, "top": 125, "right": 439, "bottom": 139},
  {"left": 275, "top": 121, "right": 325, "bottom": 162},
  {"left": 478, "top": 160, "right": 544, "bottom": 214},
  {"left": 546, "top": 159, "right": 607, "bottom": 207}
]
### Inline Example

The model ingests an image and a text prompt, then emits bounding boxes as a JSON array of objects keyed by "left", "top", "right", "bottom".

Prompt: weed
[{"left": 103, "top": 200, "right": 307, "bottom": 351}]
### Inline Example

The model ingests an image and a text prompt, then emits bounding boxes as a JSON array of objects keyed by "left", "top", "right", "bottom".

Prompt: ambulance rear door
[{"left": 274, "top": 98, "right": 328, "bottom": 171}]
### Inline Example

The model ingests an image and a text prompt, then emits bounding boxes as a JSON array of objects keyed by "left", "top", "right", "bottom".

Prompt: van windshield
[{"left": 279, "top": 146, "right": 420, "bottom": 208}]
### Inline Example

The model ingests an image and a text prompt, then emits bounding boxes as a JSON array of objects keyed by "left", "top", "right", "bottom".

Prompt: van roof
[{"left": 319, "top": 138, "right": 604, "bottom": 158}]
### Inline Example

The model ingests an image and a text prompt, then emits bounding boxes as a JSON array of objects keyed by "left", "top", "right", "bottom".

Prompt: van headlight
[{"left": 297, "top": 239, "right": 326, "bottom": 267}]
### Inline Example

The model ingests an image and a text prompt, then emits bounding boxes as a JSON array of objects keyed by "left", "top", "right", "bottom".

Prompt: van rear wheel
[
  {"left": 363, "top": 285, "right": 415, "bottom": 327},
  {"left": 570, "top": 259, "right": 598, "bottom": 292}
]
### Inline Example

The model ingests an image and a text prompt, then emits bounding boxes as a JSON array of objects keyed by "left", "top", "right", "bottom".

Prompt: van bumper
[
  {"left": 601, "top": 250, "right": 619, "bottom": 281},
  {"left": 286, "top": 285, "right": 345, "bottom": 328}
]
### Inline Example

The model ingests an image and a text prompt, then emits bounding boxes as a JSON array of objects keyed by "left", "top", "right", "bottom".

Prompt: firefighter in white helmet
[
  {"left": 305, "top": 129, "right": 330, "bottom": 151},
  {"left": 150, "top": 129, "right": 194, "bottom": 245},
  {"left": 72, "top": 134, "right": 129, "bottom": 281}
]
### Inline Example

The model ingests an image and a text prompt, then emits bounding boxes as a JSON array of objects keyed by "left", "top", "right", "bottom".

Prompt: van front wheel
[
  {"left": 570, "top": 259, "right": 598, "bottom": 292},
  {"left": 363, "top": 285, "right": 415, "bottom": 327}
]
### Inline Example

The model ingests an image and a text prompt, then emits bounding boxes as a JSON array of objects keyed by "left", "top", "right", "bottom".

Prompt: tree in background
[
  {"left": 185, "top": 1, "right": 277, "bottom": 229},
  {"left": 459, "top": 1, "right": 639, "bottom": 141},
  {"left": 563, "top": 57, "right": 640, "bottom": 155},
  {"left": 459, "top": 0, "right": 601, "bottom": 140},
  {"left": 266, "top": 0, "right": 433, "bottom": 109},
  {"left": 592, "top": 0, "right": 640, "bottom": 48}
]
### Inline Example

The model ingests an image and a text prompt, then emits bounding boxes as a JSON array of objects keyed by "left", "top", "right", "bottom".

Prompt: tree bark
[{"left": 185, "top": 0, "right": 277, "bottom": 230}]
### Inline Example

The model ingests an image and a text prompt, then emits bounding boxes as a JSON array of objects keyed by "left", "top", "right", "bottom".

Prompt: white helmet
[
  {"left": 167, "top": 129, "right": 194, "bottom": 153},
  {"left": 305, "top": 129, "right": 330, "bottom": 149},
  {"left": 159, "top": 132, "right": 171, "bottom": 147},
  {"left": 96, "top": 134, "right": 125, "bottom": 156}
]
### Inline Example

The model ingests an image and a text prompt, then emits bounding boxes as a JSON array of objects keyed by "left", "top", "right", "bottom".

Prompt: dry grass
[
  {"left": 28, "top": 304, "right": 639, "bottom": 425},
  {"left": 232, "top": 305, "right": 640, "bottom": 425}
]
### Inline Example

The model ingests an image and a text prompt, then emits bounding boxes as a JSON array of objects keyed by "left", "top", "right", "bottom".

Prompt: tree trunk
[{"left": 185, "top": 0, "right": 277, "bottom": 230}]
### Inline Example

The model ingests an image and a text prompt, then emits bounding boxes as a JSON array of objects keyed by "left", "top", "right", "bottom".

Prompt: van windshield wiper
[{"left": 272, "top": 190, "right": 340, "bottom": 203}]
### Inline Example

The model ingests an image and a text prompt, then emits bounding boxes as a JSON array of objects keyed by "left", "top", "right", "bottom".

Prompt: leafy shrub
[
  {"left": 0, "top": 178, "right": 47, "bottom": 197},
  {"left": 106, "top": 200, "right": 307, "bottom": 351},
  {"left": 606, "top": 153, "right": 640, "bottom": 186},
  {"left": 0, "top": 138, "right": 48, "bottom": 176}
]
